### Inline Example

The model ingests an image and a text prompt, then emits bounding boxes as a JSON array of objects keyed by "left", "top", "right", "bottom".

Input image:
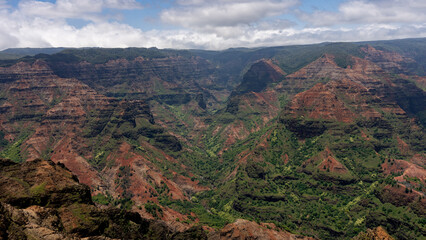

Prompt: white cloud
[
  {"left": 0, "top": 12, "right": 147, "bottom": 49},
  {"left": 103, "top": 0, "right": 143, "bottom": 9},
  {"left": 161, "top": 0, "right": 299, "bottom": 29},
  {"left": 300, "top": 0, "right": 426, "bottom": 26},
  {"left": 141, "top": 23, "right": 426, "bottom": 50},
  {"left": 0, "top": 0, "right": 425, "bottom": 51},
  {"left": 0, "top": 31, "right": 18, "bottom": 50},
  {"left": 0, "top": 0, "right": 145, "bottom": 49}
]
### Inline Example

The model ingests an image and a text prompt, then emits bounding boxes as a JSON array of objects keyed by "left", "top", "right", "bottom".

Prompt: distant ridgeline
[{"left": 0, "top": 38, "right": 425, "bottom": 240}]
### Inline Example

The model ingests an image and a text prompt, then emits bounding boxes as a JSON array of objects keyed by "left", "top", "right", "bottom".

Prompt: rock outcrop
[
  {"left": 0, "top": 158, "right": 208, "bottom": 240},
  {"left": 279, "top": 53, "right": 424, "bottom": 139},
  {"left": 361, "top": 45, "right": 415, "bottom": 74}
]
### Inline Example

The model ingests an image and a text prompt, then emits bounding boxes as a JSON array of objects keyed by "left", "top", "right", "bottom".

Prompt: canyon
[{"left": 0, "top": 38, "right": 425, "bottom": 239}]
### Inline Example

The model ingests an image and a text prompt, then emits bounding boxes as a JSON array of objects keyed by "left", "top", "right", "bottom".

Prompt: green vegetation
[
  {"left": 92, "top": 193, "right": 111, "bottom": 205},
  {"left": 0, "top": 47, "right": 195, "bottom": 67},
  {"left": 0, "top": 131, "right": 31, "bottom": 163},
  {"left": 29, "top": 182, "right": 47, "bottom": 196},
  {"left": 92, "top": 192, "right": 134, "bottom": 210},
  {"left": 158, "top": 196, "right": 233, "bottom": 228},
  {"left": 0, "top": 131, "right": 9, "bottom": 148},
  {"left": 144, "top": 202, "right": 163, "bottom": 219},
  {"left": 190, "top": 117, "right": 425, "bottom": 239}
]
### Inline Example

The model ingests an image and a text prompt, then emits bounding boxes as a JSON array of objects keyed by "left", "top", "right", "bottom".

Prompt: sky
[{"left": 0, "top": 0, "right": 425, "bottom": 50}]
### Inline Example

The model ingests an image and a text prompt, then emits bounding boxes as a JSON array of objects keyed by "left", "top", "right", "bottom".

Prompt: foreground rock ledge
[{"left": 0, "top": 158, "right": 207, "bottom": 239}]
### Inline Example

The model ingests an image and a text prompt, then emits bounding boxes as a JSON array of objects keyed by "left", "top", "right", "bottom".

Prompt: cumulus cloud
[
  {"left": 161, "top": 0, "right": 299, "bottom": 29},
  {"left": 300, "top": 0, "right": 426, "bottom": 26},
  {"left": 0, "top": 0, "right": 145, "bottom": 49},
  {"left": 140, "top": 23, "right": 426, "bottom": 50},
  {"left": 155, "top": 0, "right": 426, "bottom": 46},
  {"left": 0, "top": 12, "right": 146, "bottom": 49}
]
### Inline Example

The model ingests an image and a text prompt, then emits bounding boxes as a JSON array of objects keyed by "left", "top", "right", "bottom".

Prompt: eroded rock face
[
  {"left": 286, "top": 81, "right": 357, "bottom": 123},
  {"left": 283, "top": 54, "right": 409, "bottom": 119},
  {"left": 316, "top": 148, "right": 349, "bottom": 174},
  {"left": 226, "top": 59, "right": 285, "bottom": 115},
  {"left": 233, "top": 59, "right": 286, "bottom": 96},
  {"left": 219, "top": 52, "right": 422, "bottom": 153},
  {"left": 278, "top": 53, "right": 425, "bottom": 141},
  {"left": 50, "top": 56, "right": 215, "bottom": 94},
  {"left": 0, "top": 60, "right": 206, "bottom": 226},
  {"left": 361, "top": 45, "right": 415, "bottom": 74},
  {"left": 217, "top": 59, "right": 285, "bottom": 151},
  {"left": 0, "top": 158, "right": 91, "bottom": 208},
  {"left": 283, "top": 54, "right": 343, "bottom": 84},
  {"left": 0, "top": 61, "right": 107, "bottom": 191},
  {"left": 0, "top": 60, "right": 117, "bottom": 158}
]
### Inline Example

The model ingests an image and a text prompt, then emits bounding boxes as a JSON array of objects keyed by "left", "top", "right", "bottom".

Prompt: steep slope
[
  {"left": 44, "top": 49, "right": 232, "bottom": 153},
  {"left": 0, "top": 60, "right": 208, "bottom": 227},
  {"left": 232, "top": 59, "right": 286, "bottom": 96},
  {"left": 49, "top": 54, "right": 217, "bottom": 100},
  {"left": 211, "top": 51, "right": 423, "bottom": 156},
  {"left": 201, "top": 59, "right": 285, "bottom": 156},
  {"left": 0, "top": 48, "right": 235, "bottom": 153},
  {"left": 361, "top": 44, "right": 416, "bottom": 74}
]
